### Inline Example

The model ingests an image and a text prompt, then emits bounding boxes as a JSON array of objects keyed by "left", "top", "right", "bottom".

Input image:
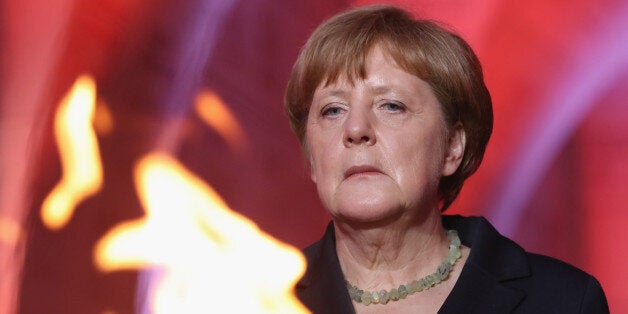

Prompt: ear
[{"left": 442, "top": 123, "right": 466, "bottom": 176}]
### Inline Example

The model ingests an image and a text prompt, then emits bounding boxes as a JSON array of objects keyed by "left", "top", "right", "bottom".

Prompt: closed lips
[{"left": 344, "top": 165, "right": 382, "bottom": 178}]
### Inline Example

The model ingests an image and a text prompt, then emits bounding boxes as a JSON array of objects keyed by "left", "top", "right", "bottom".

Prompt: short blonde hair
[{"left": 285, "top": 5, "right": 493, "bottom": 211}]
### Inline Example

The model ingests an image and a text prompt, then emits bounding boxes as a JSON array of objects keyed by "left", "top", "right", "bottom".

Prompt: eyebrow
[
  {"left": 319, "top": 84, "right": 396, "bottom": 97},
  {"left": 369, "top": 85, "right": 394, "bottom": 94},
  {"left": 316, "top": 88, "right": 350, "bottom": 98}
]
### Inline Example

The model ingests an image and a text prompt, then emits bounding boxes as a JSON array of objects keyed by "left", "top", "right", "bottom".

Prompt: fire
[
  {"left": 95, "top": 153, "right": 310, "bottom": 313},
  {"left": 44, "top": 75, "right": 308, "bottom": 312},
  {"left": 194, "top": 90, "right": 247, "bottom": 151},
  {"left": 41, "top": 75, "right": 103, "bottom": 230}
]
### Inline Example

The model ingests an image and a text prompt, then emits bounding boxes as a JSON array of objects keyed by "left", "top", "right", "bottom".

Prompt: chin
[{"left": 331, "top": 198, "right": 405, "bottom": 227}]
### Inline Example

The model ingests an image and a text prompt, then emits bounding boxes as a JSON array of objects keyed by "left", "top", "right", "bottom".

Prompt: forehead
[
  {"left": 314, "top": 47, "right": 423, "bottom": 95},
  {"left": 319, "top": 43, "right": 397, "bottom": 84},
  {"left": 317, "top": 46, "right": 397, "bottom": 85}
]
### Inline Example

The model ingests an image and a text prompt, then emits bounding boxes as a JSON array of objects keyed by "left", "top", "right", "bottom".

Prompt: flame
[
  {"left": 41, "top": 75, "right": 103, "bottom": 230},
  {"left": 95, "top": 153, "right": 309, "bottom": 313},
  {"left": 194, "top": 90, "right": 247, "bottom": 151}
]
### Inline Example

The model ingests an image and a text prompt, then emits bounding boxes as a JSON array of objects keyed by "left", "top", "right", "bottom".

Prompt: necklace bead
[{"left": 346, "top": 229, "right": 462, "bottom": 306}]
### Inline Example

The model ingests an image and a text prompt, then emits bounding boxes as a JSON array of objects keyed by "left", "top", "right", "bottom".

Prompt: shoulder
[
  {"left": 514, "top": 252, "right": 609, "bottom": 313},
  {"left": 525, "top": 252, "right": 590, "bottom": 282},
  {"left": 442, "top": 215, "right": 609, "bottom": 313}
]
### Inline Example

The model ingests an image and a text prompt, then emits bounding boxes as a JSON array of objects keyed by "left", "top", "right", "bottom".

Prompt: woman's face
[{"left": 305, "top": 46, "right": 464, "bottom": 223}]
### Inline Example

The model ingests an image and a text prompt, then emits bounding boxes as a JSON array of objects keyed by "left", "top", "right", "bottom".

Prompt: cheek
[
  {"left": 304, "top": 122, "right": 319, "bottom": 179},
  {"left": 394, "top": 134, "right": 446, "bottom": 187},
  {"left": 308, "top": 154, "right": 317, "bottom": 183},
  {"left": 307, "top": 147, "right": 345, "bottom": 204},
  {"left": 305, "top": 136, "right": 335, "bottom": 185},
  {"left": 306, "top": 122, "right": 340, "bottom": 167}
]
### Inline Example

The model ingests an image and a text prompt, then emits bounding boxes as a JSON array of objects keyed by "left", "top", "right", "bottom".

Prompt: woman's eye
[
  {"left": 381, "top": 102, "right": 405, "bottom": 112},
  {"left": 322, "top": 106, "right": 343, "bottom": 117}
]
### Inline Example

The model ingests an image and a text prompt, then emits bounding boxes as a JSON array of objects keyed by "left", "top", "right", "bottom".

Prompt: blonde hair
[{"left": 285, "top": 5, "right": 493, "bottom": 210}]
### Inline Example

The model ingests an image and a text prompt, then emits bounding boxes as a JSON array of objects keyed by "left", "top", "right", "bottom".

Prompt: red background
[{"left": 1, "top": 0, "right": 627, "bottom": 313}]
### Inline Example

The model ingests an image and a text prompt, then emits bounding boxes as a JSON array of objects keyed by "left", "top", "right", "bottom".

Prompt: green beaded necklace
[{"left": 346, "top": 229, "right": 462, "bottom": 306}]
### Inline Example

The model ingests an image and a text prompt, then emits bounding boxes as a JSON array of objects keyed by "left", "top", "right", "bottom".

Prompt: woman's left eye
[{"left": 381, "top": 102, "right": 406, "bottom": 112}]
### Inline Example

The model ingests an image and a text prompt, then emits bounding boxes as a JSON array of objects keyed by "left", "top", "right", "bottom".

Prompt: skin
[{"left": 305, "top": 46, "right": 468, "bottom": 313}]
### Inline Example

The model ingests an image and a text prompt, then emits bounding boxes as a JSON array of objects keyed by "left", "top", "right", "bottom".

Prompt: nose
[{"left": 343, "top": 106, "right": 376, "bottom": 147}]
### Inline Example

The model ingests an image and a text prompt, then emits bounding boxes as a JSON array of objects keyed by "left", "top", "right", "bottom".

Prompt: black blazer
[{"left": 296, "top": 215, "right": 609, "bottom": 313}]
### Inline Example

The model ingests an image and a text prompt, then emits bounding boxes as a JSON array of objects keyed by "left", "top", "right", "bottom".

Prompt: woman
[{"left": 284, "top": 5, "right": 608, "bottom": 314}]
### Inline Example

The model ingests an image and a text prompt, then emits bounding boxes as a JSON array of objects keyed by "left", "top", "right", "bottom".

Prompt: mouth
[{"left": 344, "top": 165, "right": 383, "bottom": 179}]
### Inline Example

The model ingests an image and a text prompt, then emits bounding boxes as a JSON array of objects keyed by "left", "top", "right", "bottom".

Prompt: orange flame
[
  {"left": 95, "top": 153, "right": 309, "bottom": 313},
  {"left": 41, "top": 75, "right": 103, "bottom": 230},
  {"left": 194, "top": 90, "right": 247, "bottom": 151}
]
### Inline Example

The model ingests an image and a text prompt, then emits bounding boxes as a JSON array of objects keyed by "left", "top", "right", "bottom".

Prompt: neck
[{"left": 333, "top": 206, "right": 447, "bottom": 290}]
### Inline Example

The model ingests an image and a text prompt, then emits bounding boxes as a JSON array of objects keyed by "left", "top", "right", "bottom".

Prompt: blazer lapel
[
  {"left": 440, "top": 215, "right": 531, "bottom": 314},
  {"left": 438, "top": 263, "right": 525, "bottom": 313}
]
